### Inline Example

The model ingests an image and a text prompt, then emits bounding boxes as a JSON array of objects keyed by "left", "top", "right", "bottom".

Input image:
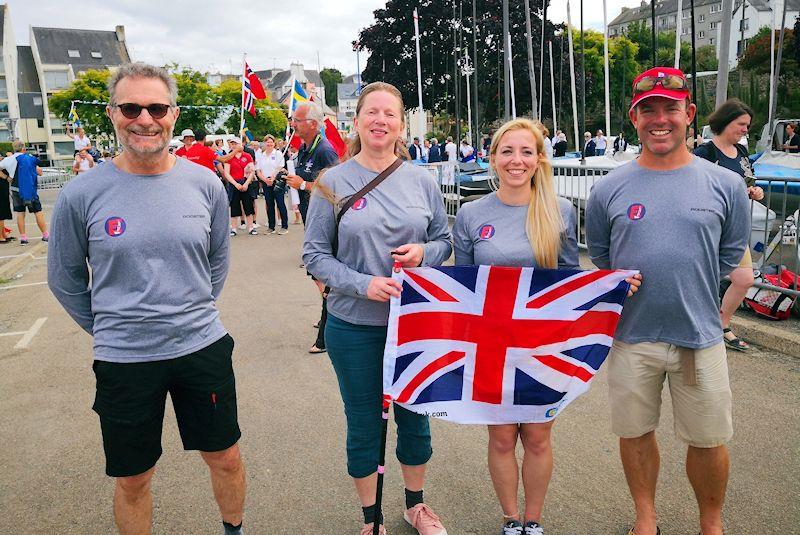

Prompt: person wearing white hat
[{"left": 176, "top": 128, "right": 195, "bottom": 158}]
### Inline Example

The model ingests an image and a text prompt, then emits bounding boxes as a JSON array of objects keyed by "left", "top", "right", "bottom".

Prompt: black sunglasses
[{"left": 113, "top": 103, "right": 173, "bottom": 119}]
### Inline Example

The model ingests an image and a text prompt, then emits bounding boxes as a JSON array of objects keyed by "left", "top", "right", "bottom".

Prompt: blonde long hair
[
  {"left": 489, "top": 118, "right": 563, "bottom": 268},
  {"left": 316, "top": 81, "right": 410, "bottom": 204}
]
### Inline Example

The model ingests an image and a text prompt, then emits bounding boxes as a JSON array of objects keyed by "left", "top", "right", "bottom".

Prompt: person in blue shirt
[{"left": 0, "top": 140, "right": 48, "bottom": 245}]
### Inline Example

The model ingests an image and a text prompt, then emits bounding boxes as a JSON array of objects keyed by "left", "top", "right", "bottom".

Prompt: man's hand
[
  {"left": 391, "top": 243, "right": 425, "bottom": 268},
  {"left": 366, "top": 276, "right": 403, "bottom": 302},
  {"left": 286, "top": 174, "right": 304, "bottom": 189}
]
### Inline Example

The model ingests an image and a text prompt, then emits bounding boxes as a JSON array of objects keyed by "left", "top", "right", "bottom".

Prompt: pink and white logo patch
[
  {"left": 478, "top": 224, "right": 495, "bottom": 240},
  {"left": 105, "top": 216, "right": 127, "bottom": 237},
  {"left": 352, "top": 198, "right": 368, "bottom": 210},
  {"left": 627, "top": 203, "right": 646, "bottom": 221}
]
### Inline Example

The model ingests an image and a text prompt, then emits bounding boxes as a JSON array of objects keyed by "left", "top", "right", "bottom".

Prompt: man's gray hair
[
  {"left": 295, "top": 101, "right": 325, "bottom": 129},
  {"left": 12, "top": 140, "right": 25, "bottom": 152},
  {"left": 107, "top": 63, "right": 178, "bottom": 106}
]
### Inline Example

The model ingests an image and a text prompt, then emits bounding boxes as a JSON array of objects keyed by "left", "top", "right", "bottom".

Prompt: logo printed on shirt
[
  {"left": 478, "top": 224, "right": 495, "bottom": 240},
  {"left": 105, "top": 216, "right": 127, "bottom": 237},
  {"left": 352, "top": 197, "right": 367, "bottom": 210},
  {"left": 627, "top": 203, "right": 646, "bottom": 221}
]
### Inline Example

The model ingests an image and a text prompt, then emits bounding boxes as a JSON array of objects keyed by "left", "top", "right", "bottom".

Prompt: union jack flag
[
  {"left": 242, "top": 62, "right": 267, "bottom": 117},
  {"left": 383, "top": 265, "right": 636, "bottom": 424}
]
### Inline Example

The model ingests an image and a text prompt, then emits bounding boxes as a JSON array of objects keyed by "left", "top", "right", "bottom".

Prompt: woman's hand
[
  {"left": 747, "top": 186, "right": 764, "bottom": 201},
  {"left": 391, "top": 243, "right": 425, "bottom": 268},
  {"left": 626, "top": 273, "right": 642, "bottom": 298},
  {"left": 366, "top": 277, "right": 403, "bottom": 302}
]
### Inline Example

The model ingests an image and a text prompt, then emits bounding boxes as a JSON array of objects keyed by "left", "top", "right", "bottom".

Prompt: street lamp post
[
  {"left": 460, "top": 51, "right": 475, "bottom": 146},
  {"left": 351, "top": 40, "right": 362, "bottom": 96}
]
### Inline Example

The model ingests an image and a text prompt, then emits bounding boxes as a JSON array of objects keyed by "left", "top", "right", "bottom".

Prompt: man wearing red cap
[{"left": 586, "top": 68, "right": 750, "bottom": 535}]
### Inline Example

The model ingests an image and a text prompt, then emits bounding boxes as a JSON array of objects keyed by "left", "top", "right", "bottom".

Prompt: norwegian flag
[
  {"left": 383, "top": 265, "right": 636, "bottom": 424},
  {"left": 242, "top": 62, "right": 267, "bottom": 117}
]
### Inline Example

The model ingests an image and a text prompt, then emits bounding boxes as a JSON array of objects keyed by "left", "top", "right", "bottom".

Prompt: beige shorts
[{"left": 608, "top": 340, "right": 732, "bottom": 448}]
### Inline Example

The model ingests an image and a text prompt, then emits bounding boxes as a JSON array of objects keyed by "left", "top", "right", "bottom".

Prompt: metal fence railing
[
  {"left": 38, "top": 167, "right": 74, "bottom": 190},
  {"left": 430, "top": 160, "right": 798, "bottom": 300}
]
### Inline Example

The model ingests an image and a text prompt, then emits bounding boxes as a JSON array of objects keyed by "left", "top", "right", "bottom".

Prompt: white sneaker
[
  {"left": 239, "top": 223, "right": 246, "bottom": 230},
  {"left": 277, "top": 229, "right": 288, "bottom": 235},
  {"left": 253, "top": 223, "right": 261, "bottom": 229}
]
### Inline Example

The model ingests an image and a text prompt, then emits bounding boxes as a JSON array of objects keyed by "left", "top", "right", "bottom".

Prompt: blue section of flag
[
  {"left": 513, "top": 370, "right": 566, "bottom": 405},
  {"left": 415, "top": 367, "right": 465, "bottom": 403},
  {"left": 562, "top": 344, "right": 611, "bottom": 371},
  {"left": 394, "top": 351, "right": 423, "bottom": 382},
  {"left": 400, "top": 281, "right": 429, "bottom": 306}
]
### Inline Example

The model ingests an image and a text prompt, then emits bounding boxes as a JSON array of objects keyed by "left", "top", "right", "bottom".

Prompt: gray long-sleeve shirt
[
  {"left": 585, "top": 157, "right": 750, "bottom": 349},
  {"left": 47, "top": 158, "right": 231, "bottom": 362},
  {"left": 453, "top": 192, "right": 579, "bottom": 268},
  {"left": 303, "top": 158, "right": 453, "bottom": 326}
]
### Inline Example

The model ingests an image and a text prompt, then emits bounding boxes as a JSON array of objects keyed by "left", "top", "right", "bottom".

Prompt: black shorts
[
  {"left": 229, "top": 187, "right": 254, "bottom": 218},
  {"left": 92, "top": 334, "right": 241, "bottom": 477},
  {"left": 11, "top": 191, "right": 42, "bottom": 213}
]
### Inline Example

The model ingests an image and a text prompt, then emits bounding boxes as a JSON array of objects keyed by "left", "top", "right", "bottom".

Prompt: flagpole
[
  {"left": 240, "top": 53, "right": 246, "bottom": 136},
  {"left": 602, "top": 0, "right": 611, "bottom": 143},
  {"left": 523, "top": 0, "right": 539, "bottom": 119},
  {"left": 413, "top": 8, "right": 426, "bottom": 138},
  {"left": 538, "top": 0, "right": 546, "bottom": 118},
  {"left": 549, "top": 40, "right": 557, "bottom": 135},
  {"left": 567, "top": 0, "right": 580, "bottom": 151},
  {"left": 372, "top": 395, "right": 391, "bottom": 535},
  {"left": 675, "top": 0, "right": 684, "bottom": 68},
  {"left": 508, "top": 32, "right": 517, "bottom": 119}
]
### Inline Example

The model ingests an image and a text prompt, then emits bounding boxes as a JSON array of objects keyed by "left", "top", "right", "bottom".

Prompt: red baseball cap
[{"left": 630, "top": 67, "right": 691, "bottom": 111}]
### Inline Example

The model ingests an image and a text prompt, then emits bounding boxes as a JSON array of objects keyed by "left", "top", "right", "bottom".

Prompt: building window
[
  {"left": 0, "top": 78, "right": 7, "bottom": 100},
  {"left": 44, "top": 71, "right": 69, "bottom": 90},
  {"left": 91, "top": 51, "right": 102, "bottom": 59},
  {"left": 51, "top": 116, "right": 66, "bottom": 135},
  {"left": 699, "top": 31, "right": 705, "bottom": 38},
  {"left": 54, "top": 141, "right": 74, "bottom": 156},
  {"left": 33, "top": 96, "right": 43, "bottom": 106},
  {"left": 710, "top": 21, "right": 717, "bottom": 29},
  {"left": 37, "top": 119, "right": 44, "bottom": 128},
  {"left": 710, "top": 37, "right": 716, "bottom": 45},
  {"left": 710, "top": 3, "right": 722, "bottom": 13},
  {"left": 682, "top": 26, "right": 689, "bottom": 35},
  {"left": 699, "top": 14, "right": 705, "bottom": 22},
  {"left": 683, "top": 10, "right": 690, "bottom": 19},
  {"left": 740, "top": 18, "right": 749, "bottom": 31},
  {"left": 660, "top": 17, "right": 667, "bottom": 28},
  {"left": 68, "top": 49, "right": 80, "bottom": 58},
  {"left": 0, "top": 103, "right": 8, "bottom": 118}
]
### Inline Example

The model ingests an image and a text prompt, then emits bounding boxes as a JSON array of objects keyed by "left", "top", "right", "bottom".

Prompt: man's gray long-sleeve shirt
[
  {"left": 303, "top": 158, "right": 452, "bottom": 326},
  {"left": 48, "top": 158, "right": 230, "bottom": 362},
  {"left": 585, "top": 157, "right": 750, "bottom": 349}
]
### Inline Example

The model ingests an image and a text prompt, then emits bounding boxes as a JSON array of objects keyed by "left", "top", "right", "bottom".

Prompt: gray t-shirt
[
  {"left": 303, "top": 158, "right": 452, "bottom": 326},
  {"left": 453, "top": 192, "right": 579, "bottom": 268},
  {"left": 48, "top": 158, "right": 231, "bottom": 362},
  {"left": 585, "top": 157, "right": 750, "bottom": 349}
]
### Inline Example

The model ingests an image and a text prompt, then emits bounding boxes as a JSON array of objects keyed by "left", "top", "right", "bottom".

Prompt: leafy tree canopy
[{"left": 320, "top": 68, "right": 343, "bottom": 108}]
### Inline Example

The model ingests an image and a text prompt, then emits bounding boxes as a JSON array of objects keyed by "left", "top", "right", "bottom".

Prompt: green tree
[
  {"left": 320, "top": 68, "right": 343, "bottom": 109},
  {"left": 48, "top": 69, "right": 114, "bottom": 142},
  {"left": 170, "top": 67, "right": 220, "bottom": 133},
  {"left": 214, "top": 78, "right": 288, "bottom": 138}
]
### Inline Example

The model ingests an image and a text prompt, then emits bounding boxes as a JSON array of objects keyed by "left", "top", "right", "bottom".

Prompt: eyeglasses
[
  {"left": 290, "top": 117, "right": 312, "bottom": 124},
  {"left": 633, "top": 74, "right": 688, "bottom": 94},
  {"left": 112, "top": 103, "right": 173, "bottom": 119}
]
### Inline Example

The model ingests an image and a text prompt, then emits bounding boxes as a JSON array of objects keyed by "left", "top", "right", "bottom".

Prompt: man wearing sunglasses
[
  {"left": 48, "top": 63, "right": 246, "bottom": 535},
  {"left": 586, "top": 67, "right": 750, "bottom": 535}
]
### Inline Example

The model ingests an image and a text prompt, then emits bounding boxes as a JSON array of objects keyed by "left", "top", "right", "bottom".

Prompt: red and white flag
[{"left": 242, "top": 62, "right": 267, "bottom": 117}]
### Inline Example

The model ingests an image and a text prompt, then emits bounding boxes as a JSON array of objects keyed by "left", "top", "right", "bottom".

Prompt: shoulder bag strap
[{"left": 331, "top": 157, "right": 403, "bottom": 258}]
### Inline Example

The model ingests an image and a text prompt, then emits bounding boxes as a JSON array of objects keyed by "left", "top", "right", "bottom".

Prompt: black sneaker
[
  {"left": 20, "top": 238, "right": 29, "bottom": 245},
  {"left": 524, "top": 521, "right": 544, "bottom": 535},
  {"left": 501, "top": 520, "right": 523, "bottom": 535}
]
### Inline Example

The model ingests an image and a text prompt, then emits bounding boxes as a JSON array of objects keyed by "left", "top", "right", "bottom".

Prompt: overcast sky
[{"left": 5, "top": 0, "right": 642, "bottom": 76}]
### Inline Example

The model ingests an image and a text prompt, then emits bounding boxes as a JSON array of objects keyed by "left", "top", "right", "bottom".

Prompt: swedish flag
[
  {"left": 68, "top": 104, "right": 81, "bottom": 126},
  {"left": 290, "top": 80, "right": 309, "bottom": 114}
]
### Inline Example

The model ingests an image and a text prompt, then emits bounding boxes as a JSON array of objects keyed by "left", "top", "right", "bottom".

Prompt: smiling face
[
  {"left": 630, "top": 96, "right": 695, "bottom": 157},
  {"left": 721, "top": 113, "right": 751, "bottom": 145},
  {"left": 490, "top": 128, "right": 542, "bottom": 192},
  {"left": 354, "top": 90, "right": 404, "bottom": 155},
  {"left": 107, "top": 76, "right": 178, "bottom": 156},
  {"left": 263, "top": 137, "right": 275, "bottom": 151}
]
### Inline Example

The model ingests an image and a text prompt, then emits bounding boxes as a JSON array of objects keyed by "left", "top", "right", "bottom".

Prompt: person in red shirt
[
  {"left": 185, "top": 130, "right": 234, "bottom": 173},
  {"left": 175, "top": 128, "right": 194, "bottom": 158},
  {"left": 223, "top": 138, "right": 256, "bottom": 235}
]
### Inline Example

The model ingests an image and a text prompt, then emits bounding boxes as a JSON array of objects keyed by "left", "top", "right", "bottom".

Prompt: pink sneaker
[
  {"left": 404, "top": 503, "right": 447, "bottom": 535},
  {"left": 359, "top": 522, "right": 386, "bottom": 535}
]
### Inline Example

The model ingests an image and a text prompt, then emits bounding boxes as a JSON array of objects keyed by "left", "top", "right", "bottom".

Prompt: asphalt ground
[{"left": 0, "top": 192, "right": 798, "bottom": 534}]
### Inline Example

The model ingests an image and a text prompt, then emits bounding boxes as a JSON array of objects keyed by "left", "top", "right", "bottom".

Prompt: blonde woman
[
  {"left": 453, "top": 119, "right": 639, "bottom": 535},
  {"left": 303, "top": 82, "right": 451, "bottom": 535}
]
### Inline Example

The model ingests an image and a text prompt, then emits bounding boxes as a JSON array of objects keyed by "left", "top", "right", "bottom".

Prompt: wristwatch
[{"left": 300, "top": 181, "right": 307, "bottom": 191}]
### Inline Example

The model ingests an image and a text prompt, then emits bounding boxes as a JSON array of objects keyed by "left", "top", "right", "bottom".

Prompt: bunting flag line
[{"left": 383, "top": 265, "right": 635, "bottom": 425}]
